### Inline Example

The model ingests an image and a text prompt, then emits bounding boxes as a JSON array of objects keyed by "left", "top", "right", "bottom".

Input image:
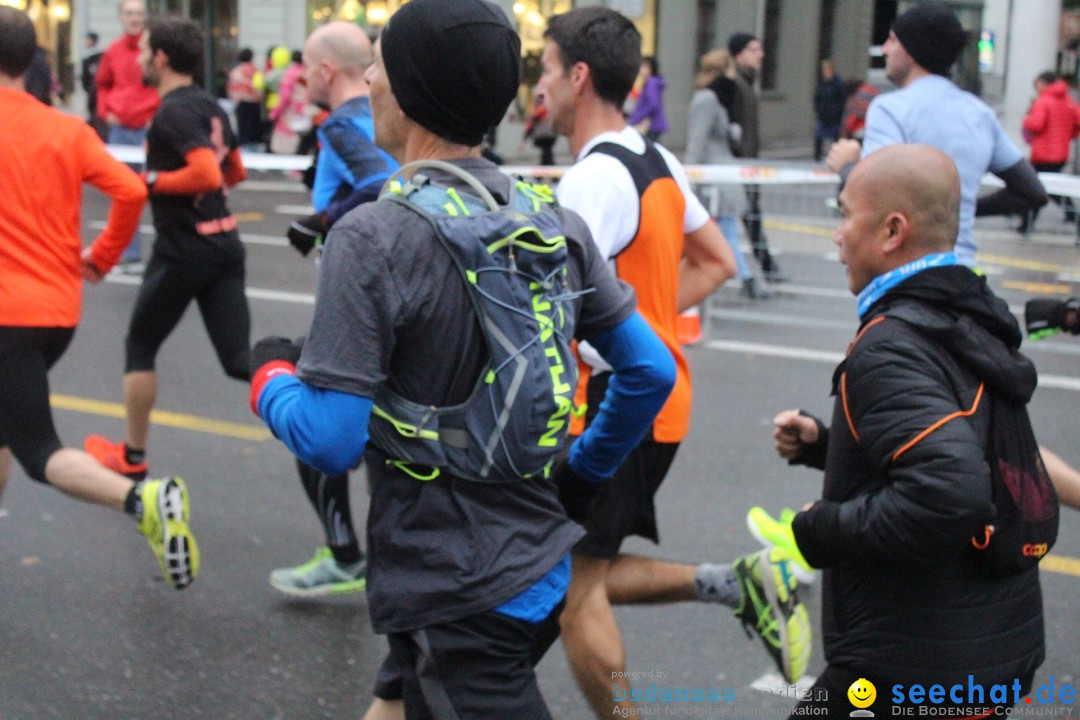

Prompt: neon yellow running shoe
[
  {"left": 747, "top": 506, "right": 817, "bottom": 583},
  {"left": 137, "top": 477, "right": 199, "bottom": 589},
  {"left": 733, "top": 548, "right": 812, "bottom": 683},
  {"left": 269, "top": 546, "right": 367, "bottom": 597}
]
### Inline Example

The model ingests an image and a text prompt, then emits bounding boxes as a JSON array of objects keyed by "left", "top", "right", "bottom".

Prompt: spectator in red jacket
[
  {"left": 1019, "top": 71, "right": 1080, "bottom": 233},
  {"left": 96, "top": 0, "right": 159, "bottom": 144},
  {"left": 95, "top": 0, "right": 158, "bottom": 266}
]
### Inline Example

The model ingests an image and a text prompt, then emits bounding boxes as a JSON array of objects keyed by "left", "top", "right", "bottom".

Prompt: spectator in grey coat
[
  {"left": 686, "top": 49, "right": 758, "bottom": 298},
  {"left": 728, "top": 31, "right": 782, "bottom": 282}
]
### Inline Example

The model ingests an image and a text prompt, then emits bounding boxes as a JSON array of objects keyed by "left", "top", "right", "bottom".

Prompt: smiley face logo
[{"left": 848, "top": 678, "right": 877, "bottom": 709}]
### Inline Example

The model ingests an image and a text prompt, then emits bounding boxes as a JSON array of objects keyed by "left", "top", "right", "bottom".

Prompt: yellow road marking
[
  {"left": 50, "top": 393, "right": 271, "bottom": 442},
  {"left": 1001, "top": 280, "right": 1073, "bottom": 295},
  {"left": 234, "top": 211, "right": 264, "bottom": 222},
  {"left": 977, "top": 253, "right": 1080, "bottom": 274},
  {"left": 763, "top": 219, "right": 835, "bottom": 238},
  {"left": 42, "top": 397, "right": 1080, "bottom": 579},
  {"left": 1041, "top": 554, "right": 1080, "bottom": 578}
]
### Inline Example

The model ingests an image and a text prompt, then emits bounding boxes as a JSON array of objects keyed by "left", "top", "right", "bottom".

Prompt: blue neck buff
[{"left": 856, "top": 252, "right": 958, "bottom": 319}]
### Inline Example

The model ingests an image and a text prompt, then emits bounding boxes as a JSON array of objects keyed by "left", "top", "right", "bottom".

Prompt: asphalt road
[{"left": 0, "top": 174, "right": 1077, "bottom": 719}]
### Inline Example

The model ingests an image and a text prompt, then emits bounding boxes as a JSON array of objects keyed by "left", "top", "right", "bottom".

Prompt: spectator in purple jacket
[{"left": 629, "top": 56, "right": 668, "bottom": 141}]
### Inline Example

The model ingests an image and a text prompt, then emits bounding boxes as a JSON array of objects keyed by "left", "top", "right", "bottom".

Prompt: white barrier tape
[
  {"left": 106, "top": 145, "right": 313, "bottom": 171},
  {"left": 503, "top": 164, "right": 840, "bottom": 185},
  {"left": 105, "top": 146, "right": 1080, "bottom": 198}
]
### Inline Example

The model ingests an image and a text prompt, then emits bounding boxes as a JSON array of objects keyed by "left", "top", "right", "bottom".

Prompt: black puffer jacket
[{"left": 792, "top": 265, "right": 1044, "bottom": 689}]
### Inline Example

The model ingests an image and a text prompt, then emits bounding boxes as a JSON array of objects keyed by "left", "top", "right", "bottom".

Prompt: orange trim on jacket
[
  {"left": 840, "top": 315, "right": 887, "bottom": 441},
  {"left": 891, "top": 382, "right": 985, "bottom": 462},
  {"left": 0, "top": 88, "right": 146, "bottom": 327},
  {"left": 839, "top": 315, "right": 986, "bottom": 463}
]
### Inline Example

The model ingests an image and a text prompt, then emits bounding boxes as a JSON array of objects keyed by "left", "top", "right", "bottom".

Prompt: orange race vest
[{"left": 570, "top": 140, "right": 691, "bottom": 443}]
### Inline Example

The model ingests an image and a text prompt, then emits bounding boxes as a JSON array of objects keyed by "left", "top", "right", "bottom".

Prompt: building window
[
  {"left": 818, "top": 0, "right": 837, "bottom": 63},
  {"left": 147, "top": 0, "right": 237, "bottom": 96},
  {"left": 760, "top": 0, "right": 781, "bottom": 90},
  {"left": 696, "top": 0, "right": 718, "bottom": 61}
]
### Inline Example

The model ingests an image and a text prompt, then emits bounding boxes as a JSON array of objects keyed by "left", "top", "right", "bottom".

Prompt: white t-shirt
[
  {"left": 555, "top": 126, "right": 711, "bottom": 370},
  {"left": 556, "top": 126, "right": 711, "bottom": 262}
]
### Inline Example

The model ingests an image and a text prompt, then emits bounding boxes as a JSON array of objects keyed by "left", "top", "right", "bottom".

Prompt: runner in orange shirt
[
  {"left": 0, "top": 7, "right": 198, "bottom": 590},
  {"left": 537, "top": 8, "right": 810, "bottom": 716}
]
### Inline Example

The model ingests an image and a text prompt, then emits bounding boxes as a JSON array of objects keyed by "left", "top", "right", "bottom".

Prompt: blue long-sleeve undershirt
[
  {"left": 256, "top": 312, "right": 673, "bottom": 481},
  {"left": 257, "top": 376, "right": 372, "bottom": 476},
  {"left": 569, "top": 311, "right": 677, "bottom": 482}
]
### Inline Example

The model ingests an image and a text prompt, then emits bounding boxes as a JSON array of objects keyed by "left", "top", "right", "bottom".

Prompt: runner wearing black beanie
[{"left": 379, "top": 0, "right": 520, "bottom": 146}]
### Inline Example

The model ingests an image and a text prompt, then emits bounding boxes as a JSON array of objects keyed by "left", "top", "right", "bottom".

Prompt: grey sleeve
[
  {"left": 975, "top": 159, "right": 1049, "bottom": 217},
  {"left": 295, "top": 207, "right": 405, "bottom": 396}
]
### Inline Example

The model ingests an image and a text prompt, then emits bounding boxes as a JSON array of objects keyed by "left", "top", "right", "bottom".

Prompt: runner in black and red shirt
[{"left": 86, "top": 16, "right": 251, "bottom": 480}]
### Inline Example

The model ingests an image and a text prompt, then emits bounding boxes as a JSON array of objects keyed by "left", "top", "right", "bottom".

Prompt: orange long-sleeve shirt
[{"left": 0, "top": 87, "right": 147, "bottom": 327}]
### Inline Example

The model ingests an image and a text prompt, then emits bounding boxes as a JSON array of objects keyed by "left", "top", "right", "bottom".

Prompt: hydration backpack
[
  {"left": 847, "top": 315, "right": 1059, "bottom": 576},
  {"left": 367, "top": 160, "right": 585, "bottom": 483},
  {"left": 968, "top": 390, "right": 1059, "bottom": 576}
]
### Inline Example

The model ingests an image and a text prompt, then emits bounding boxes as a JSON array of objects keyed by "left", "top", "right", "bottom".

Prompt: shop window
[
  {"left": 307, "top": 0, "right": 408, "bottom": 33},
  {"left": 514, "top": 0, "right": 571, "bottom": 121},
  {"left": 515, "top": 0, "right": 657, "bottom": 119},
  {"left": 15, "top": 0, "right": 73, "bottom": 97},
  {"left": 603, "top": 0, "right": 656, "bottom": 56}
]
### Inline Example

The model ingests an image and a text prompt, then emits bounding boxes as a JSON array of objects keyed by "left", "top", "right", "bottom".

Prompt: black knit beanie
[
  {"left": 728, "top": 32, "right": 757, "bottom": 58},
  {"left": 892, "top": 2, "right": 966, "bottom": 76},
  {"left": 380, "top": 0, "right": 521, "bottom": 146}
]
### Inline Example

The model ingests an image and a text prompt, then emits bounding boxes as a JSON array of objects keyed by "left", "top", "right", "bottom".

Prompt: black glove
[
  {"left": 286, "top": 213, "right": 328, "bottom": 257},
  {"left": 552, "top": 450, "right": 607, "bottom": 526},
  {"left": 1025, "top": 297, "right": 1080, "bottom": 338},
  {"left": 250, "top": 335, "right": 303, "bottom": 376}
]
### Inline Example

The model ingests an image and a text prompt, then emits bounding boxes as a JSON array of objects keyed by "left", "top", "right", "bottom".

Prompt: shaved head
[
  {"left": 835, "top": 144, "right": 961, "bottom": 293},
  {"left": 305, "top": 21, "right": 372, "bottom": 77},
  {"left": 848, "top": 144, "right": 960, "bottom": 253}
]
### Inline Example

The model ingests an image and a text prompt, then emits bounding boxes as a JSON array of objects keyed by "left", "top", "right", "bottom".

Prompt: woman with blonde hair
[{"left": 686, "top": 49, "right": 758, "bottom": 297}]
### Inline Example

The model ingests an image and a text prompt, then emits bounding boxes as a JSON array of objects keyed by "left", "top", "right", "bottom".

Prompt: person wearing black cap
[
  {"left": 826, "top": 1, "right": 1046, "bottom": 266},
  {"left": 727, "top": 31, "right": 784, "bottom": 282},
  {"left": 246, "top": 0, "right": 680, "bottom": 717}
]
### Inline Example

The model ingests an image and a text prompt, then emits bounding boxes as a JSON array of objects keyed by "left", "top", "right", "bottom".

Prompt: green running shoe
[
  {"left": 137, "top": 477, "right": 199, "bottom": 589},
  {"left": 733, "top": 548, "right": 812, "bottom": 683},
  {"left": 747, "top": 506, "right": 817, "bottom": 583},
  {"left": 269, "top": 546, "right": 367, "bottom": 597}
]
